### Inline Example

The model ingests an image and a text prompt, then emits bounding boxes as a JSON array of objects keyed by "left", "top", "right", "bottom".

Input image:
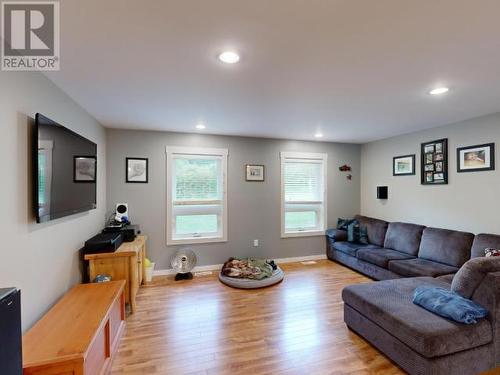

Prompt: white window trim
[
  {"left": 166, "top": 146, "right": 228, "bottom": 245},
  {"left": 280, "top": 151, "right": 327, "bottom": 238}
]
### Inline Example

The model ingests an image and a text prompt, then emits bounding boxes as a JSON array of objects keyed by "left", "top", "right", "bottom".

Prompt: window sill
[
  {"left": 281, "top": 230, "right": 326, "bottom": 238},
  {"left": 167, "top": 236, "right": 227, "bottom": 246}
]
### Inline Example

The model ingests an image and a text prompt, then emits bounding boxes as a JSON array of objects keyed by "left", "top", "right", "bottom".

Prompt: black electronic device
[
  {"left": 34, "top": 114, "right": 97, "bottom": 223},
  {"left": 0, "top": 288, "right": 22, "bottom": 375},
  {"left": 103, "top": 224, "right": 140, "bottom": 242},
  {"left": 84, "top": 232, "right": 123, "bottom": 254},
  {"left": 377, "top": 186, "right": 389, "bottom": 200}
]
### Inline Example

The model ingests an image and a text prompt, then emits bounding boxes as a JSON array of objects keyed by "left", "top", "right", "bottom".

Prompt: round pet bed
[{"left": 219, "top": 266, "right": 284, "bottom": 289}]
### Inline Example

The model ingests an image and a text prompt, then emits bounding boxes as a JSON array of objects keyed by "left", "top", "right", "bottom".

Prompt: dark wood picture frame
[
  {"left": 245, "top": 164, "right": 265, "bottom": 181},
  {"left": 457, "top": 143, "right": 495, "bottom": 173},
  {"left": 73, "top": 156, "right": 97, "bottom": 183},
  {"left": 393, "top": 154, "right": 416, "bottom": 176},
  {"left": 126, "top": 157, "right": 149, "bottom": 183},
  {"left": 421, "top": 138, "right": 448, "bottom": 185}
]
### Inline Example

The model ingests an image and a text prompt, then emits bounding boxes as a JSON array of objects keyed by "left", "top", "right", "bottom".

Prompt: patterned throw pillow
[
  {"left": 485, "top": 248, "right": 500, "bottom": 257},
  {"left": 337, "top": 218, "right": 355, "bottom": 231},
  {"left": 347, "top": 220, "right": 369, "bottom": 244}
]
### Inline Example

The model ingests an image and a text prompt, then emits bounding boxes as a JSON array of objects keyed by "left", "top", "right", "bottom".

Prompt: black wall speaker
[{"left": 377, "top": 186, "right": 388, "bottom": 200}]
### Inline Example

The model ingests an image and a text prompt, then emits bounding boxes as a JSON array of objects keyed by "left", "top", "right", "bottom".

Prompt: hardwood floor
[{"left": 109, "top": 260, "right": 442, "bottom": 374}]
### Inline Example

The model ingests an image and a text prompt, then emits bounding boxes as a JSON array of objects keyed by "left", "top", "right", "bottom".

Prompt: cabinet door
[
  {"left": 130, "top": 253, "right": 142, "bottom": 296},
  {"left": 91, "top": 258, "right": 130, "bottom": 304},
  {"left": 137, "top": 249, "right": 143, "bottom": 285}
]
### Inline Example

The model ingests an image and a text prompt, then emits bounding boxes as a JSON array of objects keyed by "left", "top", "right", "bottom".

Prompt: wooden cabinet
[
  {"left": 85, "top": 235, "right": 147, "bottom": 313},
  {"left": 23, "top": 281, "right": 126, "bottom": 375}
]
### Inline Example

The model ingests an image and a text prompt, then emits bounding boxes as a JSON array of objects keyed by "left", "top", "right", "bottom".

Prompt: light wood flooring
[{"left": 110, "top": 260, "right": 497, "bottom": 375}]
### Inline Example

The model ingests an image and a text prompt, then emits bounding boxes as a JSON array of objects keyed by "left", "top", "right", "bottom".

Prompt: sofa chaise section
[
  {"left": 343, "top": 272, "right": 500, "bottom": 375},
  {"left": 341, "top": 235, "right": 500, "bottom": 375}
]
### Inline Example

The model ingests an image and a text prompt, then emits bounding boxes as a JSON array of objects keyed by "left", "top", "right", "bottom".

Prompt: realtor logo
[{"left": 1, "top": 1, "right": 60, "bottom": 71}]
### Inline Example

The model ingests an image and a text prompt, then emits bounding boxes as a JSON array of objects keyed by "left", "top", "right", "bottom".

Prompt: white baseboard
[
  {"left": 273, "top": 254, "right": 327, "bottom": 263},
  {"left": 153, "top": 263, "right": 224, "bottom": 276},
  {"left": 153, "top": 253, "right": 327, "bottom": 276}
]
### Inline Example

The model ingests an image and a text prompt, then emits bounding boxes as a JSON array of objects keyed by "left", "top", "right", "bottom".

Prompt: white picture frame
[{"left": 245, "top": 164, "right": 265, "bottom": 181}]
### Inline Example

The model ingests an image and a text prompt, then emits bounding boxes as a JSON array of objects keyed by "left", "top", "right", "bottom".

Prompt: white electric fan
[{"left": 171, "top": 249, "right": 197, "bottom": 281}]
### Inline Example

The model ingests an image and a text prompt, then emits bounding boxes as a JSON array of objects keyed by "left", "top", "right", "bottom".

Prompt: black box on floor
[{"left": 84, "top": 232, "right": 123, "bottom": 254}]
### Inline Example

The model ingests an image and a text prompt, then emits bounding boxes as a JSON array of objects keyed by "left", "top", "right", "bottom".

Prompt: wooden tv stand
[
  {"left": 23, "top": 281, "right": 126, "bottom": 375},
  {"left": 85, "top": 235, "right": 147, "bottom": 313}
]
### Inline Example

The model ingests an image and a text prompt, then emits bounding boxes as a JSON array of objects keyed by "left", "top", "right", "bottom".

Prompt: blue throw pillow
[
  {"left": 347, "top": 220, "right": 368, "bottom": 244},
  {"left": 413, "top": 286, "right": 488, "bottom": 324},
  {"left": 337, "top": 218, "right": 355, "bottom": 231}
]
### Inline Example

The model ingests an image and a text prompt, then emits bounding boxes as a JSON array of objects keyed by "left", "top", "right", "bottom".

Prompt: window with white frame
[
  {"left": 166, "top": 147, "right": 228, "bottom": 245},
  {"left": 280, "top": 152, "right": 327, "bottom": 237}
]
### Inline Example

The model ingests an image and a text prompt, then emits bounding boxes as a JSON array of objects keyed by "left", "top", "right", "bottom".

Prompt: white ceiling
[{"left": 46, "top": 0, "right": 500, "bottom": 143}]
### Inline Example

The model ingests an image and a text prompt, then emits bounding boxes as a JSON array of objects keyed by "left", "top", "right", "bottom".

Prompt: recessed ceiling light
[
  {"left": 314, "top": 132, "right": 323, "bottom": 138},
  {"left": 218, "top": 51, "right": 240, "bottom": 64},
  {"left": 195, "top": 123, "right": 206, "bottom": 130},
  {"left": 429, "top": 87, "right": 449, "bottom": 95}
]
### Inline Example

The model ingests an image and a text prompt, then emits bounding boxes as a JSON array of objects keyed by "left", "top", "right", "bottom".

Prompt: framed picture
[
  {"left": 424, "top": 144, "right": 435, "bottom": 154},
  {"left": 421, "top": 138, "right": 448, "bottom": 185},
  {"left": 457, "top": 143, "right": 495, "bottom": 173},
  {"left": 393, "top": 154, "right": 415, "bottom": 176},
  {"left": 74, "top": 156, "right": 96, "bottom": 182},
  {"left": 126, "top": 158, "right": 148, "bottom": 183},
  {"left": 245, "top": 164, "right": 265, "bottom": 181},
  {"left": 434, "top": 173, "right": 444, "bottom": 181}
]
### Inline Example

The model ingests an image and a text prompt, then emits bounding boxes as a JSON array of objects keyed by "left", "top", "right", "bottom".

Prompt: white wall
[
  {"left": 0, "top": 70, "right": 106, "bottom": 331},
  {"left": 361, "top": 112, "right": 500, "bottom": 234},
  {"left": 106, "top": 129, "right": 361, "bottom": 270}
]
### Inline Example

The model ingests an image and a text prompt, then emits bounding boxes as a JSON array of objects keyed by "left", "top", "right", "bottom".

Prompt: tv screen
[{"left": 34, "top": 113, "right": 97, "bottom": 223}]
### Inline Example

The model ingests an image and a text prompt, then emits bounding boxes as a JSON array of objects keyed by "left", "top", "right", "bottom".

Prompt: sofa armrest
[
  {"left": 472, "top": 271, "right": 500, "bottom": 365},
  {"left": 326, "top": 228, "right": 348, "bottom": 242}
]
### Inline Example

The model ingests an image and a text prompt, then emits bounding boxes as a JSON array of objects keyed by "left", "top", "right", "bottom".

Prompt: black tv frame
[{"left": 33, "top": 113, "right": 97, "bottom": 223}]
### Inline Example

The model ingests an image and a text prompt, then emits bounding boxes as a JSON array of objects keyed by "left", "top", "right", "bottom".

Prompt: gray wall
[
  {"left": 0, "top": 70, "right": 106, "bottom": 331},
  {"left": 106, "top": 129, "right": 361, "bottom": 269},
  {"left": 361, "top": 112, "right": 500, "bottom": 234}
]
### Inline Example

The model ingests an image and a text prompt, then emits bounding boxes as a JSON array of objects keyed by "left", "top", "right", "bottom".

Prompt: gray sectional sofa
[{"left": 326, "top": 215, "right": 500, "bottom": 375}]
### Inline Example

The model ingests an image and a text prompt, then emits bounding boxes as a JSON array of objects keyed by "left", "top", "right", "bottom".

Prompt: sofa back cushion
[
  {"left": 452, "top": 257, "right": 500, "bottom": 298},
  {"left": 354, "top": 215, "right": 388, "bottom": 247},
  {"left": 418, "top": 227, "right": 474, "bottom": 267},
  {"left": 384, "top": 222, "right": 426, "bottom": 256},
  {"left": 471, "top": 233, "right": 500, "bottom": 258}
]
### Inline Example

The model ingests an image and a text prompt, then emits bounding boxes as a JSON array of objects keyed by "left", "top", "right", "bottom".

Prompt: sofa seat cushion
[
  {"left": 388, "top": 258, "right": 459, "bottom": 277},
  {"left": 332, "top": 241, "right": 381, "bottom": 257},
  {"left": 342, "top": 277, "right": 493, "bottom": 358},
  {"left": 357, "top": 248, "right": 415, "bottom": 268},
  {"left": 436, "top": 274, "right": 455, "bottom": 284}
]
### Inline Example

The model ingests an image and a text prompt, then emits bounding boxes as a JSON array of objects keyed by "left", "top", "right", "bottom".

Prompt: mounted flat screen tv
[{"left": 34, "top": 113, "right": 97, "bottom": 223}]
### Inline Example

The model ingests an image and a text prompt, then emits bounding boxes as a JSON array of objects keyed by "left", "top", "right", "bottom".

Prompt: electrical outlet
[{"left": 253, "top": 239, "right": 259, "bottom": 247}]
